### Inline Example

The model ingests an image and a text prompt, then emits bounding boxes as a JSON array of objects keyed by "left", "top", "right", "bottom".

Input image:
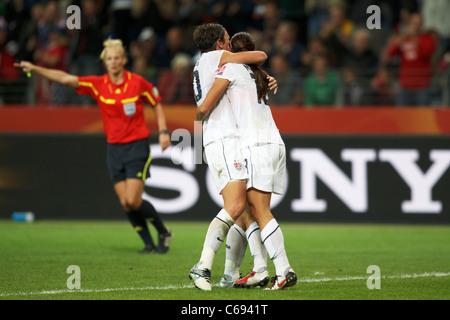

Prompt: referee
[{"left": 15, "top": 39, "right": 173, "bottom": 254}]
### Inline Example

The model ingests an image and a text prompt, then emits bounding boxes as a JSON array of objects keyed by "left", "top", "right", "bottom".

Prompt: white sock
[
  {"left": 223, "top": 224, "right": 247, "bottom": 279},
  {"left": 198, "top": 209, "right": 235, "bottom": 270},
  {"left": 246, "top": 222, "right": 267, "bottom": 273},
  {"left": 260, "top": 218, "right": 291, "bottom": 277}
]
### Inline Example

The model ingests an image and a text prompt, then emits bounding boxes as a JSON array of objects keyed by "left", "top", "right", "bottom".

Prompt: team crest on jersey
[
  {"left": 153, "top": 87, "right": 159, "bottom": 97},
  {"left": 234, "top": 160, "right": 242, "bottom": 170},
  {"left": 217, "top": 65, "right": 226, "bottom": 76}
]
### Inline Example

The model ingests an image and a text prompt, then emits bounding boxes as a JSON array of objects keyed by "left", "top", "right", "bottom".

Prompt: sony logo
[
  {"left": 291, "top": 148, "right": 450, "bottom": 214},
  {"left": 143, "top": 145, "right": 450, "bottom": 215}
]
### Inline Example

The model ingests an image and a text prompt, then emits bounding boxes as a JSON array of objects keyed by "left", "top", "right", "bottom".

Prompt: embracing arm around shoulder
[
  {"left": 219, "top": 50, "right": 267, "bottom": 68},
  {"left": 197, "top": 78, "right": 230, "bottom": 116},
  {"left": 14, "top": 61, "right": 79, "bottom": 88}
]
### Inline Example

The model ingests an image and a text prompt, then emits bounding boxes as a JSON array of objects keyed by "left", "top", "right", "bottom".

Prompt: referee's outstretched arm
[{"left": 15, "top": 61, "right": 79, "bottom": 89}]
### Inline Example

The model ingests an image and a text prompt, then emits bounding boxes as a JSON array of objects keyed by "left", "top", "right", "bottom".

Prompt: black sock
[
  {"left": 135, "top": 200, "right": 168, "bottom": 235},
  {"left": 126, "top": 211, "right": 155, "bottom": 248}
]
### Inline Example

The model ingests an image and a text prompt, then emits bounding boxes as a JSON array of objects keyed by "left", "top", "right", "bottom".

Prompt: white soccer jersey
[
  {"left": 215, "top": 63, "right": 284, "bottom": 147},
  {"left": 193, "top": 50, "right": 237, "bottom": 146}
]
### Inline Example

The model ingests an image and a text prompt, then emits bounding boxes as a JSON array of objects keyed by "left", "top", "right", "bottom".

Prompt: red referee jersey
[{"left": 76, "top": 70, "right": 161, "bottom": 144}]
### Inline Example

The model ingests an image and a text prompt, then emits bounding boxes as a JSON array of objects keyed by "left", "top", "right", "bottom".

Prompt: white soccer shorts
[
  {"left": 204, "top": 135, "right": 249, "bottom": 194},
  {"left": 243, "top": 143, "right": 286, "bottom": 195}
]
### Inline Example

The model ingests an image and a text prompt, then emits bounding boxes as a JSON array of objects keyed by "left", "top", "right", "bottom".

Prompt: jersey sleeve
[
  {"left": 140, "top": 77, "right": 162, "bottom": 107},
  {"left": 215, "top": 63, "right": 236, "bottom": 83},
  {"left": 76, "top": 75, "right": 102, "bottom": 98}
]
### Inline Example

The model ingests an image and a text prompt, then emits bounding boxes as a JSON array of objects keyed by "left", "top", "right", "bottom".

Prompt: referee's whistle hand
[{"left": 159, "top": 135, "right": 171, "bottom": 151}]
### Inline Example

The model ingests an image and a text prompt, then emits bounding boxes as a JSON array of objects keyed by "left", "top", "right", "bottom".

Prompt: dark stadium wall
[{"left": 1, "top": 134, "right": 449, "bottom": 224}]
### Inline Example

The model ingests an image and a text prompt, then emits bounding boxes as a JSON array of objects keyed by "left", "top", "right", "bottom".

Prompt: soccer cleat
[
  {"left": 157, "top": 230, "right": 173, "bottom": 254},
  {"left": 189, "top": 264, "right": 212, "bottom": 291},
  {"left": 233, "top": 270, "right": 270, "bottom": 288},
  {"left": 265, "top": 270, "right": 297, "bottom": 290},
  {"left": 138, "top": 245, "right": 156, "bottom": 254},
  {"left": 219, "top": 274, "right": 240, "bottom": 288}
]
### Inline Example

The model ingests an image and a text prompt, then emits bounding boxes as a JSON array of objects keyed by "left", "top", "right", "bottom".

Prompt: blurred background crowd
[{"left": 1, "top": 0, "right": 450, "bottom": 107}]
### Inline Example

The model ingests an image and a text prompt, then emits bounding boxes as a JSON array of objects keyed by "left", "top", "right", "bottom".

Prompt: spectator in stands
[
  {"left": 129, "top": 27, "right": 159, "bottom": 83},
  {"left": 3, "top": 0, "right": 31, "bottom": 48},
  {"left": 305, "top": 0, "right": 344, "bottom": 37},
  {"left": 4, "top": 0, "right": 450, "bottom": 107},
  {"left": 437, "top": 49, "right": 450, "bottom": 73},
  {"left": 344, "top": 29, "right": 378, "bottom": 80},
  {"left": 130, "top": 0, "right": 152, "bottom": 40},
  {"left": 268, "top": 54, "right": 303, "bottom": 106},
  {"left": 384, "top": 12, "right": 436, "bottom": 106},
  {"left": 157, "top": 53, "right": 194, "bottom": 105},
  {"left": 0, "top": 18, "right": 20, "bottom": 82},
  {"left": 319, "top": 3, "right": 355, "bottom": 67},
  {"left": 131, "top": 56, "right": 156, "bottom": 84},
  {"left": 110, "top": 0, "right": 133, "bottom": 47},
  {"left": 422, "top": 0, "right": 450, "bottom": 53},
  {"left": 260, "top": 1, "right": 280, "bottom": 44},
  {"left": 207, "top": 0, "right": 255, "bottom": 36},
  {"left": 301, "top": 36, "right": 330, "bottom": 75},
  {"left": 341, "top": 66, "right": 368, "bottom": 106},
  {"left": 370, "top": 66, "right": 396, "bottom": 106},
  {"left": 68, "top": 0, "right": 105, "bottom": 77},
  {"left": 0, "top": 18, "right": 21, "bottom": 104},
  {"left": 34, "top": 27, "right": 70, "bottom": 105},
  {"left": 266, "top": 20, "right": 304, "bottom": 69},
  {"left": 154, "top": 26, "right": 192, "bottom": 70},
  {"left": 16, "top": 1, "right": 44, "bottom": 62},
  {"left": 304, "top": 54, "right": 339, "bottom": 107},
  {"left": 394, "top": 4, "right": 418, "bottom": 35},
  {"left": 34, "top": 0, "right": 66, "bottom": 49},
  {"left": 437, "top": 49, "right": 450, "bottom": 105}
]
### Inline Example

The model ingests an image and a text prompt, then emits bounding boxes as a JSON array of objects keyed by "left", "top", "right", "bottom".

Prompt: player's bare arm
[
  {"left": 219, "top": 53, "right": 278, "bottom": 94},
  {"left": 219, "top": 50, "right": 267, "bottom": 68},
  {"left": 198, "top": 70, "right": 277, "bottom": 118},
  {"left": 14, "top": 61, "right": 79, "bottom": 89},
  {"left": 198, "top": 78, "right": 230, "bottom": 115}
]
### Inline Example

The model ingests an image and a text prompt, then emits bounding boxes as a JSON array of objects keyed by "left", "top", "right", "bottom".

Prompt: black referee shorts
[{"left": 106, "top": 138, "right": 152, "bottom": 184}]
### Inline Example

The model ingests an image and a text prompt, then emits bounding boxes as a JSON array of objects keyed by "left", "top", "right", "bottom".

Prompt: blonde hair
[{"left": 99, "top": 38, "right": 126, "bottom": 61}]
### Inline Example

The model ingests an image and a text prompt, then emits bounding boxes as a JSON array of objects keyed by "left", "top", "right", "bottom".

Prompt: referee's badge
[{"left": 123, "top": 102, "right": 136, "bottom": 116}]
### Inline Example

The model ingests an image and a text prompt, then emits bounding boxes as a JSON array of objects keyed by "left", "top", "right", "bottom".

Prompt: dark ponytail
[{"left": 230, "top": 32, "right": 269, "bottom": 101}]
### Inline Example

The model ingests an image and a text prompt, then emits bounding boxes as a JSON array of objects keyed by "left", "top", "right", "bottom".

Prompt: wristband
[{"left": 159, "top": 129, "right": 170, "bottom": 135}]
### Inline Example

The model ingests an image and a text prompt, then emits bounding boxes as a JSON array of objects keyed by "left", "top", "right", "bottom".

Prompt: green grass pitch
[{"left": 0, "top": 220, "right": 449, "bottom": 300}]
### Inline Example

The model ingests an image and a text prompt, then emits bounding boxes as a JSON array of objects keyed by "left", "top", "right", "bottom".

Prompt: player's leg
[
  {"left": 199, "top": 180, "right": 246, "bottom": 269},
  {"left": 220, "top": 211, "right": 249, "bottom": 287},
  {"left": 246, "top": 143, "right": 296, "bottom": 290},
  {"left": 247, "top": 188, "right": 297, "bottom": 290},
  {"left": 233, "top": 203, "right": 269, "bottom": 288},
  {"left": 191, "top": 180, "right": 246, "bottom": 289},
  {"left": 190, "top": 136, "right": 248, "bottom": 290}
]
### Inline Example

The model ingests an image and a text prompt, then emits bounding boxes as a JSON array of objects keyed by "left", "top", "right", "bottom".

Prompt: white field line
[
  {"left": 1, "top": 271, "right": 449, "bottom": 298},
  {"left": 298, "top": 271, "right": 450, "bottom": 283}
]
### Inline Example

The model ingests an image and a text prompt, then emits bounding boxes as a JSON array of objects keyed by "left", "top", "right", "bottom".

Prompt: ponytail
[{"left": 231, "top": 32, "right": 269, "bottom": 101}]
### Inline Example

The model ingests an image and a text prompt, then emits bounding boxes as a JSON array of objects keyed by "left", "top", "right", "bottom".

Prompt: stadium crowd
[{"left": 0, "top": 0, "right": 449, "bottom": 107}]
